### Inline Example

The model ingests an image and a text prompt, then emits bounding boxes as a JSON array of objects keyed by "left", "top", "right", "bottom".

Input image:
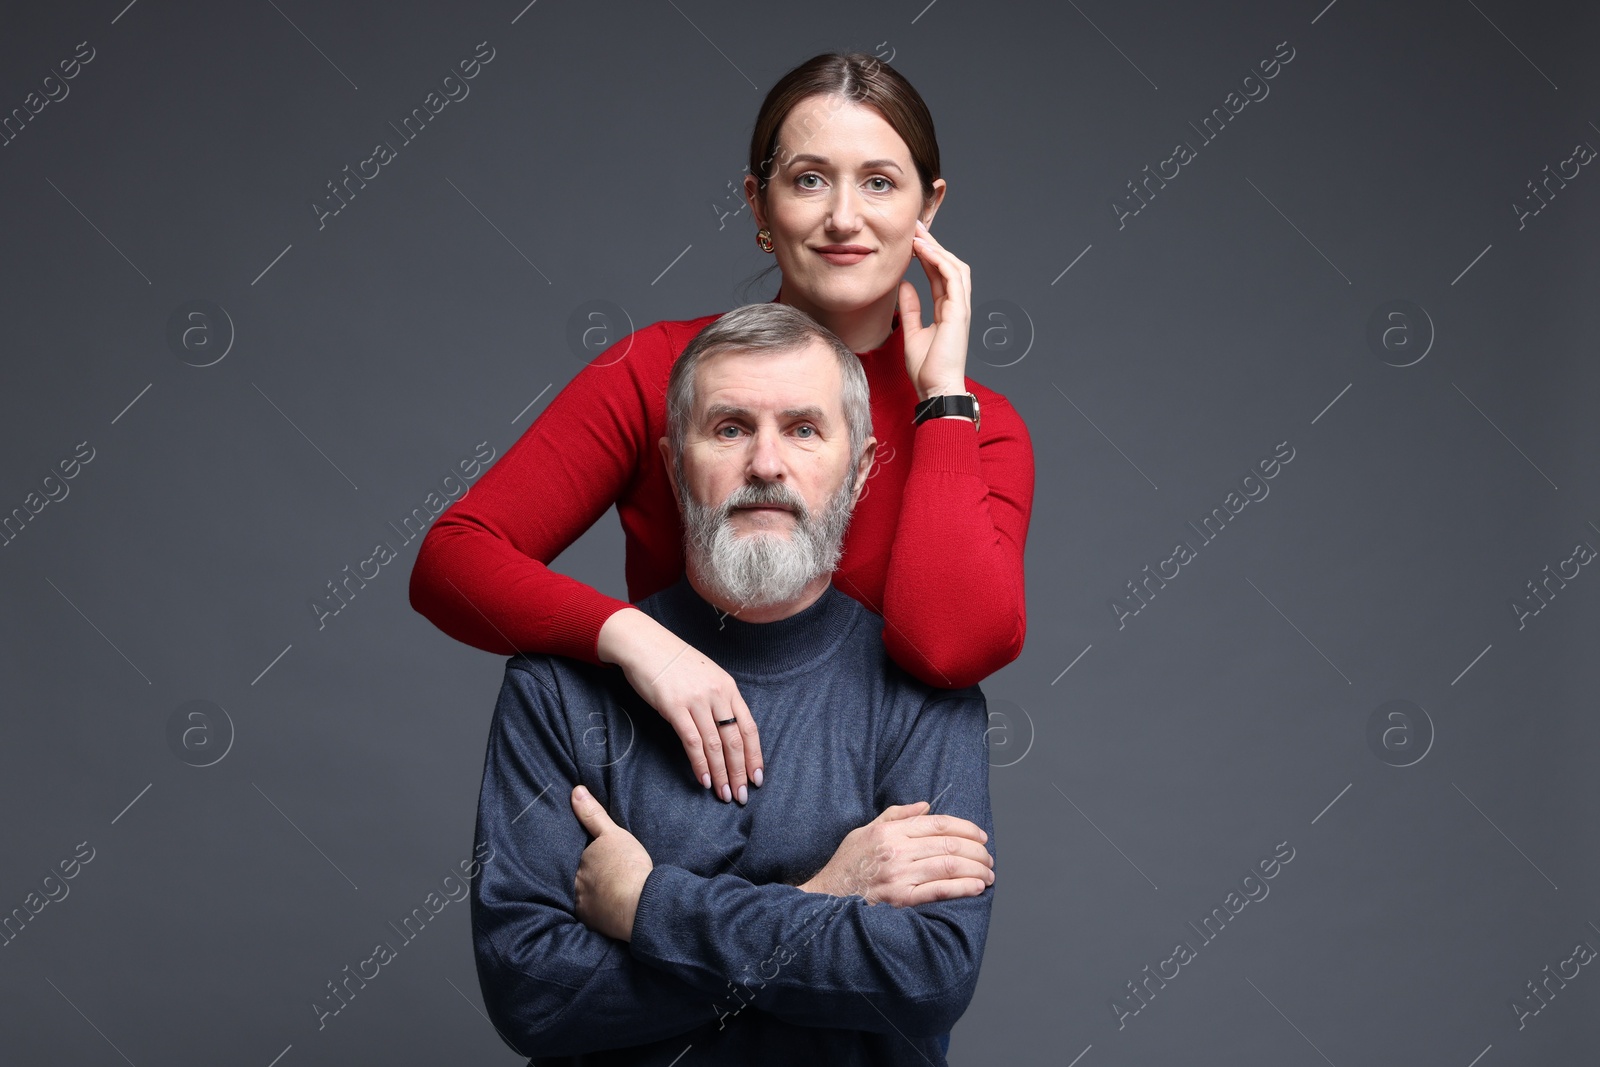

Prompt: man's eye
[
  {"left": 716, "top": 425, "right": 743, "bottom": 439},
  {"left": 795, "top": 425, "right": 816, "bottom": 439}
]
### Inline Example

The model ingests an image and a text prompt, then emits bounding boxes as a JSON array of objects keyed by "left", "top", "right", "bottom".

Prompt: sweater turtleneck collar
[
  {"left": 765, "top": 293, "right": 902, "bottom": 357},
  {"left": 642, "top": 572, "right": 864, "bottom": 680}
]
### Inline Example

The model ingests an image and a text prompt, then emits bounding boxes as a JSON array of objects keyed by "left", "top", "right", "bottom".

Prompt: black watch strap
[{"left": 913, "top": 392, "right": 980, "bottom": 430}]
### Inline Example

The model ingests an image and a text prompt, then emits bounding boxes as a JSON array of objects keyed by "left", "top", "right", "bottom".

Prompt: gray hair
[{"left": 665, "top": 303, "right": 872, "bottom": 473}]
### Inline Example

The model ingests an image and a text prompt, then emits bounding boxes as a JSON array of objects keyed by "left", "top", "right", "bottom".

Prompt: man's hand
[
  {"left": 571, "top": 784, "right": 654, "bottom": 942},
  {"left": 798, "top": 801, "right": 994, "bottom": 907}
]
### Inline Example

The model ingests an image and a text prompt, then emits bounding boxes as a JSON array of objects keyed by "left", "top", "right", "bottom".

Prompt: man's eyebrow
[
  {"left": 703, "top": 402, "right": 831, "bottom": 423},
  {"left": 784, "top": 153, "right": 904, "bottom": 173}
]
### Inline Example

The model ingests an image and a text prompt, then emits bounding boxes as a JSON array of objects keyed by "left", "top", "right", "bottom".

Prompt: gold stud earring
[{"left": 755, "top": 228, "right": 774, "bottom": 253}]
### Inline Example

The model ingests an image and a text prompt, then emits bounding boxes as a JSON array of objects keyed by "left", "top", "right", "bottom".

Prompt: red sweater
[{"left": 408, "top": 309, "right": 1034, "bottom": 688}]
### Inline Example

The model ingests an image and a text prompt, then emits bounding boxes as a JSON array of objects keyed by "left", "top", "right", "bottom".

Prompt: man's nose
[{"left": 746, "top": 424, "right": 786, "bottom": 481}]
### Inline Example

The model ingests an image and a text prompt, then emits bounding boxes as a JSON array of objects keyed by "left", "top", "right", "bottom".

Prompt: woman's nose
[{"left": 827, "top": 184, "right": 862, "bottom": 233}]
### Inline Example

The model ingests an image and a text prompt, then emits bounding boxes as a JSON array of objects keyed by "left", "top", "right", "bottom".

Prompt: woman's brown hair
[{"left": 747, "top": 52, "right": 941, "bottom": 206}]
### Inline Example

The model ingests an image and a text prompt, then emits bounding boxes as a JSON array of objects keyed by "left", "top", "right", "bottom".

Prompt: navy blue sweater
[{"left": 469, "top": 573, "right": 994, "bottom": 1065}]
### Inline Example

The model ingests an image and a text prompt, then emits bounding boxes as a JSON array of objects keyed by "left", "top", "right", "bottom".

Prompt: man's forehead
[{"left": 694, "top": 342, "right": 843, "bottom": 414}]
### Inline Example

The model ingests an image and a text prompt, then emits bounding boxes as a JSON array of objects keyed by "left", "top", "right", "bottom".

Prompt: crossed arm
[{"left": 469, "top": 660, "right": 995, "bottom": 1059}]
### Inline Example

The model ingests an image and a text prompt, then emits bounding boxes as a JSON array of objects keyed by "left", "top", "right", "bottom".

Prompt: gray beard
[{"left": 680, "top": 473, "right": 858, "bottom": 613}]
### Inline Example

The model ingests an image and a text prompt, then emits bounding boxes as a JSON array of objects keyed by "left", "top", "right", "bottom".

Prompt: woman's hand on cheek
[{"left": 899, "top": 220, "right": 972, "bottom": 401}]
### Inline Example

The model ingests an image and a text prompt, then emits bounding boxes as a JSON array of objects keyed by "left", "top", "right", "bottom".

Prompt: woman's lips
[{"left": 815, "top": 247, "right": 871, "bottom": 265}]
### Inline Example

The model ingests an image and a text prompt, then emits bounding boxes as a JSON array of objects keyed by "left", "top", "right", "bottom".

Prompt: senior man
[{"left": 469, "top": 302, "right": 997, "bottom": 1065}]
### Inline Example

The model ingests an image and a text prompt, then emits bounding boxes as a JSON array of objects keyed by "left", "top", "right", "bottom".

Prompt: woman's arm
[
  {"left": 879, "top": 396, "right": 1034, "bottom": 688},
  {"left": 407, "top": 321, "right": 765, "bottom": 800},
  {"left": 408, "top": 326, "right": 661, "bottom": 664}
]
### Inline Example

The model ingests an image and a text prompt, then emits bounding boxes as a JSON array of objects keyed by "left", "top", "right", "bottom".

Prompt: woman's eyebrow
[{"left": 785, "top": 153, "right": 904, "bottom": 173}]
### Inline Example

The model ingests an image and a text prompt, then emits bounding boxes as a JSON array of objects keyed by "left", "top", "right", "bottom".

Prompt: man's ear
[
  {"left": 850, "top": 437, "right": 878, "bottom": 505},
  {"left": 658, "top": 437, "right": 680, "bottom": 505}
]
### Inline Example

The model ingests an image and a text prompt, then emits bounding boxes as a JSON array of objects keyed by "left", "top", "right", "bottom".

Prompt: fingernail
[
  {"left": 737, "top": 785, "right": 748, "bottom": 805},
  {"left": 720, "top": 784, "right": 732, "bottom": 803},
  {"left": 701, "top": 774, "right": 712, "bottom": 790},
  {"left": 752, "top": 768, "right": 764, "bottom": 787}
]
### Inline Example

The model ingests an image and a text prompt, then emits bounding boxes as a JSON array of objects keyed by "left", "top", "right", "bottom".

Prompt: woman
[{"left": 410, "top": 52, "right": 1034, "bottom": 807}]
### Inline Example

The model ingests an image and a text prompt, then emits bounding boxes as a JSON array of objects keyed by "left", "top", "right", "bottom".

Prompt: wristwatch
[{"left": 913, "top": 392, "right": 980, "bottom": 432}]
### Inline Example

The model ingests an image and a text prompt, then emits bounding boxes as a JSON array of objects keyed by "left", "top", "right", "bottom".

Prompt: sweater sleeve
[
  {"left": 471, "top": 659, "right": 716, "bottom": 1058},
  {"left": 408, "top": 324, "right": 666, "bottom": 664},
  {"left": 879, "top": 391, "right": 1034, "bottom": 688},
  {"left": 626, "top": 688, "right": 993, "bottom": 1037}
]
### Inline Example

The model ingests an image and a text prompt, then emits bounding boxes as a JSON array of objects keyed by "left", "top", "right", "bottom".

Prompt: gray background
[{"left": 1, "top": 0, "right": 1596, "bottom": 1063}]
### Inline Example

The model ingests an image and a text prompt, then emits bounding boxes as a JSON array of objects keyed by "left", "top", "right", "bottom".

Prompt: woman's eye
[
  {"left": 797, "top": 174, "right": 823, "bottom": 190},
  {"left": 867, "top": 177, "right": 892, "bottom": 192}
]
